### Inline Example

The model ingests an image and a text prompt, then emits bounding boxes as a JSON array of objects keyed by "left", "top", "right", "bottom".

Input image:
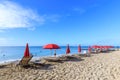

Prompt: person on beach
[{"left": 54, "top": 53, "right": 56, "bottom": 57}]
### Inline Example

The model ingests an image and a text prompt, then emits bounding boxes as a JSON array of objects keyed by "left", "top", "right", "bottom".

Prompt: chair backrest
[{"left": 19, "top": 55, "right": 33, "bottom": 66}]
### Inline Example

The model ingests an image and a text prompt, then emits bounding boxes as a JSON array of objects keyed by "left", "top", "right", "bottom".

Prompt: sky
[{"left": 0, "top": 0, "right": 120, "bottom": 46}]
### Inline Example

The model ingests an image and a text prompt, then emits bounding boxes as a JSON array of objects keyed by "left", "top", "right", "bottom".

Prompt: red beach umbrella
[
  {"left": 78, "top": 45, "right": 81, "bottom": 53},
  {"left": 88, "top": 46, "right": 91, "bottom": 53},
  {"left": 66, "top": 44, "right": 70, "bottom": 54},
  {"left": 104, "top": 46, "right": 109, "bottom": 49},
  {"left": 100, "top": 46, "right": 104, "bottom": 49},
  {"left": 43, "top": 44, "right": 60, "bottom": 56},
  {"left": 43, "top": 44, "right": 60, "bottom": 49},
  {"left": 109, "top": 46, "right": 114, "bottom": 48},
  {"left": 24, "top": 43, "right": 30, "bottom": 57},
  {"left": 91, "top": 45, "right": 100, "bottom": 49}
]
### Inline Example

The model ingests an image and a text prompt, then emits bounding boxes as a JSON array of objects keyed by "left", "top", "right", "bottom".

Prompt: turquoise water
[{"left": 0, "top": 46, "right": 89, "bottom": 63}]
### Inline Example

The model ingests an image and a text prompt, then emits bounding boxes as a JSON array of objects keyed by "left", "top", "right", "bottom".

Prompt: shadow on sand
[{"left": 0, "top": 65, "right": 7, "bottom": 68}]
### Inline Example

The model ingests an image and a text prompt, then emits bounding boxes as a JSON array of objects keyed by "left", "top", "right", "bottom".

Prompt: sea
[
  {"left": 0, "top": 46, "right": 118, "bottom": 63},
  {"left": 0, "top": 46, "right": 89, "bottom": 63}
]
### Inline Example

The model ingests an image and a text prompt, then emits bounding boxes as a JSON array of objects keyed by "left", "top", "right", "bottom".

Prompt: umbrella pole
[
  {"left": 54, "top": 49, "right": 56, "bottom": 57},
  {"left": 50, "top": 49, "right": 53, "bottom": 56}
]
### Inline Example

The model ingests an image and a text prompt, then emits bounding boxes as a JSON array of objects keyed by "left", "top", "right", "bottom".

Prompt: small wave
[{"left": 0, "top": 59, "right": 20, "bottom": 64}]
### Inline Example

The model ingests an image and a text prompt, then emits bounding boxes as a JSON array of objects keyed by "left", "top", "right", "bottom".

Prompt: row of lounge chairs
[
  {"left": 19, "top": 49, "right": 117, "bottom": 68},
  {"left": 18, "top": 53, "right": 91, "bottom": 68},
  {"left": 18, "top": 43, "right": 116, "bottom": 68}
]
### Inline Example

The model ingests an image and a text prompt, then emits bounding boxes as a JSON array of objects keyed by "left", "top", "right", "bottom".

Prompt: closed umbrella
[
  {"left": 78, "top": 45, "right": 81, "bottom": 53},
  {"left": 66, "top": 44, "right": 70, "bottom": 54},
  {"left": 24, "top": 43, "right": 30, "bottom": 57},
  {"left": 88, "top": 46, "right": 91, "bottom": 53}
]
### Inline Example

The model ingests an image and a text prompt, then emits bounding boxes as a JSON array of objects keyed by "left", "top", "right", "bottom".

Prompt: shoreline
[
  {"left": 0, "top": 50, "right": 120, "bottom": 80},
  {"left": 0, "top": 52, "right": 86, "bottom": 64}
]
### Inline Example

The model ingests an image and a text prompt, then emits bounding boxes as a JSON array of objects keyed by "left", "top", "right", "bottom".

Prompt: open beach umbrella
[
  {"left": 108, "top": 46, "right": 113, "bottom": 48},
  {"left": 66, "top": 44, "right": 70, "bottom": 54},
  {"left": 91, "top": 45, "right": 100, "bottom": 49},
  {"left": 100, "top": 46, "right": 104, "bottom": 49},
  {"left": 43, "top": 44, "right": 60, "bottom": 56},
  {"left": 78, "top": 45, "right": 81, "bottom": 53},
  {"left": 24, "top": 43, "right": 30, "bottom": 57},
  {"left": 103, "top": 46, "right": 109, "bottom": 49},
  {"left": 43, "top": 44, "right": 60, "bottom": 49}
]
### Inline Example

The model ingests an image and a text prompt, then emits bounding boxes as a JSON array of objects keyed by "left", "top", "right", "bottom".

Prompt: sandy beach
[{"left": 0, "top": 50, "right": 120, "bottom": 80}]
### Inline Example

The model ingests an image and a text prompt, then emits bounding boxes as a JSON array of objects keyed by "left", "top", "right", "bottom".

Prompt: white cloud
[
  {"left": 0, "top": 0, "right": 45, "bottom": 30},
  {"left": 44, "top": 14, "right": 61, "bottom": 22},
  {"left": 73, "top": 8, "right": 86, "bottom": 14}
]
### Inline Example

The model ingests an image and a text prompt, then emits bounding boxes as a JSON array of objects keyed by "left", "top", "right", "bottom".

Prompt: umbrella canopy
[
  {"left": 43, "top": 44, "right": 60, "bottom": 49},
  {"left": 100, "top": 46, "right": 104, "bottom": 49},
  {"left": 43, "top": 44, "right": 60, "bottom": 56},
  {"left": 91, "top": 45, "right": 100, "bottom": 49},
  {"left": 24, "top": 43, "right": 30, "bottom": 57},
  {"left": 103, "top": 46, "right": 109, "bottom": 49},
  {"left": 109, "top": 46, "right": 114, "bottom": 48},
  {"left": 78, "top": 45, "right": 81, "bottom": 53},
  {"left": 66, "top": 44, "right": 70, "bottom": 54}
]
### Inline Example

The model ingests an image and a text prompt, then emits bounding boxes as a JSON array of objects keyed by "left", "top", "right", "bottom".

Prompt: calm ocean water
[{"left": 0, "top": 46, "right": 89, "bottom": 63}]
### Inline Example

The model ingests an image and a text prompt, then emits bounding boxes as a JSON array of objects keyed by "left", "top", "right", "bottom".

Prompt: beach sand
[{"left": 0, "top": 50, "right": 120, "bottom": 80}]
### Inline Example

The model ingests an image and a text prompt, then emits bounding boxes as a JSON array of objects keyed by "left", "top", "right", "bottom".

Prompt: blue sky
[{"left": 0, "top": 0, "right": 120, "bottom": 46}]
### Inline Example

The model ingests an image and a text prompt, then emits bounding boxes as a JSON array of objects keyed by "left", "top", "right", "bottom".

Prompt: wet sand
[{"left": 0, "top": 50, "right": 120, "bottom": 80}]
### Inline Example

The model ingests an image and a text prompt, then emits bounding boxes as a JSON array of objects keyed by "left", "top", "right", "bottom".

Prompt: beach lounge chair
[
  {"left": 43, "top": 57, "right": 62, "bottom": 63},
  {"left": 19, "top": 54, "right": 33, "bottom": 67},
  {"left": 73, "top": 53, "right": 91, "bottom": 57},
  {"left": 59, "top": 55, "right": 81, "bottom": 61}
]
